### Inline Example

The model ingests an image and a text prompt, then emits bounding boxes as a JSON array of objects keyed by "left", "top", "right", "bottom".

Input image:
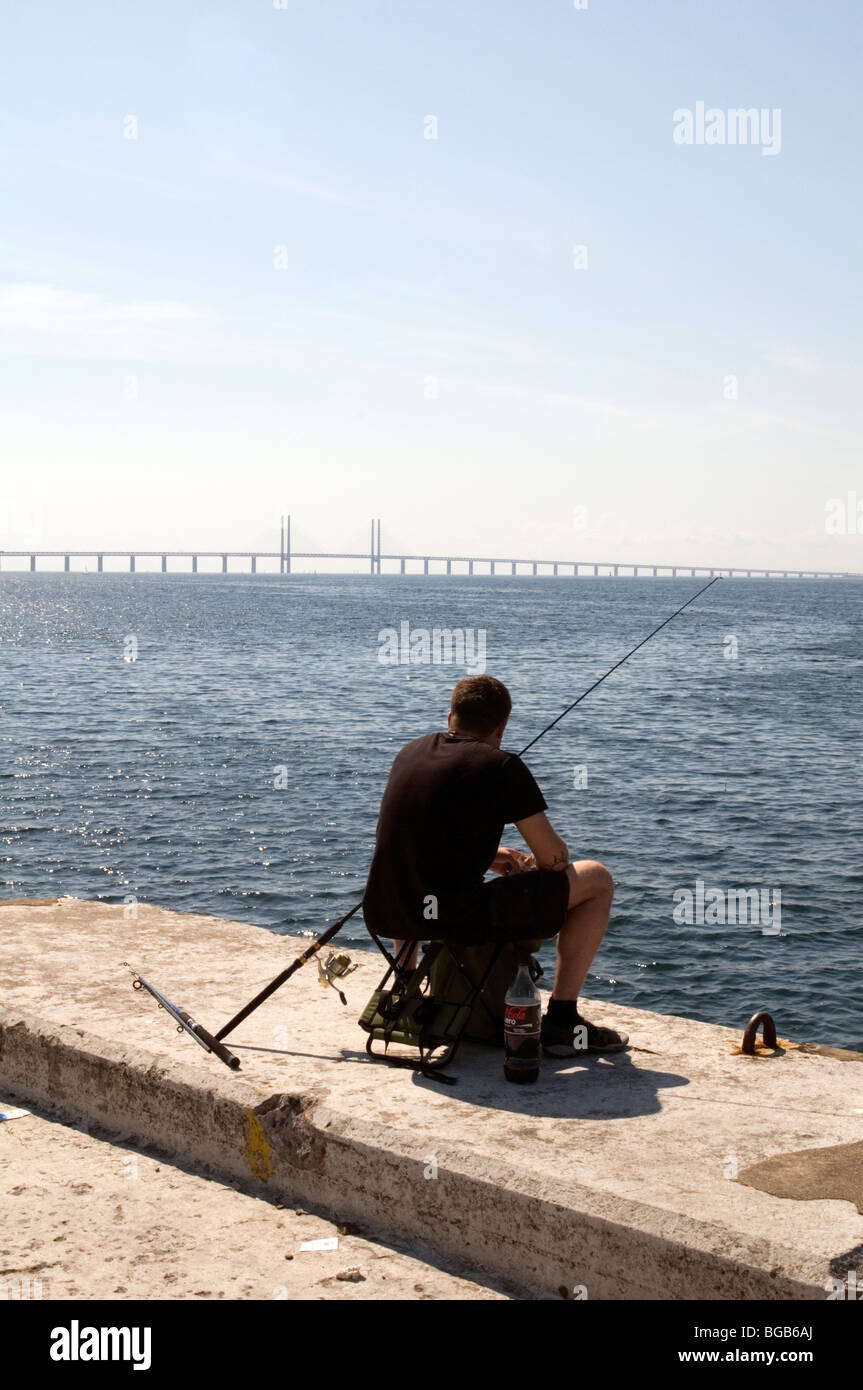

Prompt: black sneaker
[{"left": 541, "top": 1007, "right": 630, "bottom": 1057}]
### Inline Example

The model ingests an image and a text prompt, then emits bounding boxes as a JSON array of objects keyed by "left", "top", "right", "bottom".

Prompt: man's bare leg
[
  {"left": 544, "top": 859, "right": 628, "bottom": 1052},
  {"left": 552, "top": 860, "right": 614, "bottom": 1001}
]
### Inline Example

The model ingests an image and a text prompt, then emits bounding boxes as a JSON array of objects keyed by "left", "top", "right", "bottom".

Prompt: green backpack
[{"left": 428, "top": 939, "right": 545, "bottom": 1046}]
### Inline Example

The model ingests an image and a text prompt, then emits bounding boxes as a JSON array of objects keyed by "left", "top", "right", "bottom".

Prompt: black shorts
[{"left": 440, "top": 869, "right": 570, "bottom": 946}]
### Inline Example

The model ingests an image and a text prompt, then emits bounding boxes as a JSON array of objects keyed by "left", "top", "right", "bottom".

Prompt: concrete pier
[{"left": 1, "top": 897, "right": 862, "bottom": 1300}]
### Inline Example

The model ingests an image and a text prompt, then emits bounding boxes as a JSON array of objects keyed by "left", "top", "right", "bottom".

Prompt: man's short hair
[{"left": 450, "top": 675, "right": 512, "bottom": 736}]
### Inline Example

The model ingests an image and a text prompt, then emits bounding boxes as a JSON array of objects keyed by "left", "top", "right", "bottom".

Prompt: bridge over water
[{"left": 0, "top": 519, "right": 855, "bottom": 579}]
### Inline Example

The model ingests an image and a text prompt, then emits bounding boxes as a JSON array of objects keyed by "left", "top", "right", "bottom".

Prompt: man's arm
[{"left": 514, "top": 811, "right": 569, "bottom": 870}]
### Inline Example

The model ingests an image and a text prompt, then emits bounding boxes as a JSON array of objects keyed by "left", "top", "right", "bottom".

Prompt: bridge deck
[{"left": 0, "top": 550, "right": 855, "bottom": 579}]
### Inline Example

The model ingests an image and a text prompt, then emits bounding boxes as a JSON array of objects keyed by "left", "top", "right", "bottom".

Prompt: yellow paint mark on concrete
[{"left": 244, "top": 1108, "right": 275, "bottom": 1182}]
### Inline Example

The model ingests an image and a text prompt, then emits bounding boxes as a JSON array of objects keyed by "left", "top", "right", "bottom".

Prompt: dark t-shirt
[{"left": 362, "top": 731, "right": 547, "bottom": 940}]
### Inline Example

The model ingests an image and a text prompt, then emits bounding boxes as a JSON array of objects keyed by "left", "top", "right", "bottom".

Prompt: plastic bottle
[{"left": 503, "top": 958, "right": 541, "bottom": 1083}]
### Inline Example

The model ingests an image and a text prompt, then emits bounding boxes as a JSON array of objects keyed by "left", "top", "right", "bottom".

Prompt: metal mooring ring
[{"left": 741, "top": 1010, "right": 778, "bottom": 1054}]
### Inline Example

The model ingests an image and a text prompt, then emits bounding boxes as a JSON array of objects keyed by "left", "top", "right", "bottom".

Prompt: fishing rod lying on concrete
[
  {"left": 121, "top": 910, "right": 361, "bottom": 1072},
  {"left": 122, "top": 962, "right": 241, "bottom": 1070},
  {"left": 211, "top": 574, "right": 721, "bottom": 1048}
]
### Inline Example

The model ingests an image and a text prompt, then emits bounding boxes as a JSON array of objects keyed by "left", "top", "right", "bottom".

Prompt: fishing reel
[{"left": 316, "top": 950, "right": 358, "bottom": 1005}]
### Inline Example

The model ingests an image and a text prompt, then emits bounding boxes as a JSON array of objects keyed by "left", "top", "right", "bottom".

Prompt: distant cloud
[
  {"left": 767, "top": 347, "right": 828, "bottom": 377},
  {"left": 214, "top": 158, "right": 367, "bottom": 211},
  {"left": 467, "top": 379, "right": 634, "bottom": 420},
  {"left": 0, "top": 282, "right": 203, "bottom": 327}
]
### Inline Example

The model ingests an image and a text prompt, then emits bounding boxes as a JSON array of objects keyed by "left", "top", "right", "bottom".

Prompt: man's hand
[{"left": 490, "top": 847, "right": 533, "bottom": 876}]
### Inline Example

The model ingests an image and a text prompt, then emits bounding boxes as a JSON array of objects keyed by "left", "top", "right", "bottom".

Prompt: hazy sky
[{"left": 2, "top": 1, "right": 861, "bottom": 570}]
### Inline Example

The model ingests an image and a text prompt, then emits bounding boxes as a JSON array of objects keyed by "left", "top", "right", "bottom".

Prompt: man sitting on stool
[{"left": 362, "top": 674, "right": 628, "bottom": 1056}]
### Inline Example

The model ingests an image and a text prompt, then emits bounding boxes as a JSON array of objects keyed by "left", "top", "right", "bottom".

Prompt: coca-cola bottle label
[{"left": 504, "top": 1003, "right": 541, "bottom": 1037}]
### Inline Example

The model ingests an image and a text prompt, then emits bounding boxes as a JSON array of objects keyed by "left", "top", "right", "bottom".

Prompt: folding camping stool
[{"left": 358, "top": 931, "right": 507, "bottom": 1084}]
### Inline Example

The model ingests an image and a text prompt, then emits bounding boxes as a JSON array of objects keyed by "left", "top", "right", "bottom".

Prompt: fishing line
[
  {"left": 518, "top": 574, "right": 720, "bottom": 756},
  {"left": 214, "top": 574, "right": 721, "bottom": 1042}
]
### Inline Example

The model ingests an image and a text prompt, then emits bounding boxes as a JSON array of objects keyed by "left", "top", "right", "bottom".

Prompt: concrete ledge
[
  {"left": 2, "top": 897, "right": 863, "bottom": 1300},
  {"left": 0, "top": 1004, "right": 836, "bottom": 1299}
]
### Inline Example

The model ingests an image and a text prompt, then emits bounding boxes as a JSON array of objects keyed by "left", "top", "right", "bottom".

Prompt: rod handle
[{"left": 193, "top": 1022, "right": 241, "bottom": 1070}]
